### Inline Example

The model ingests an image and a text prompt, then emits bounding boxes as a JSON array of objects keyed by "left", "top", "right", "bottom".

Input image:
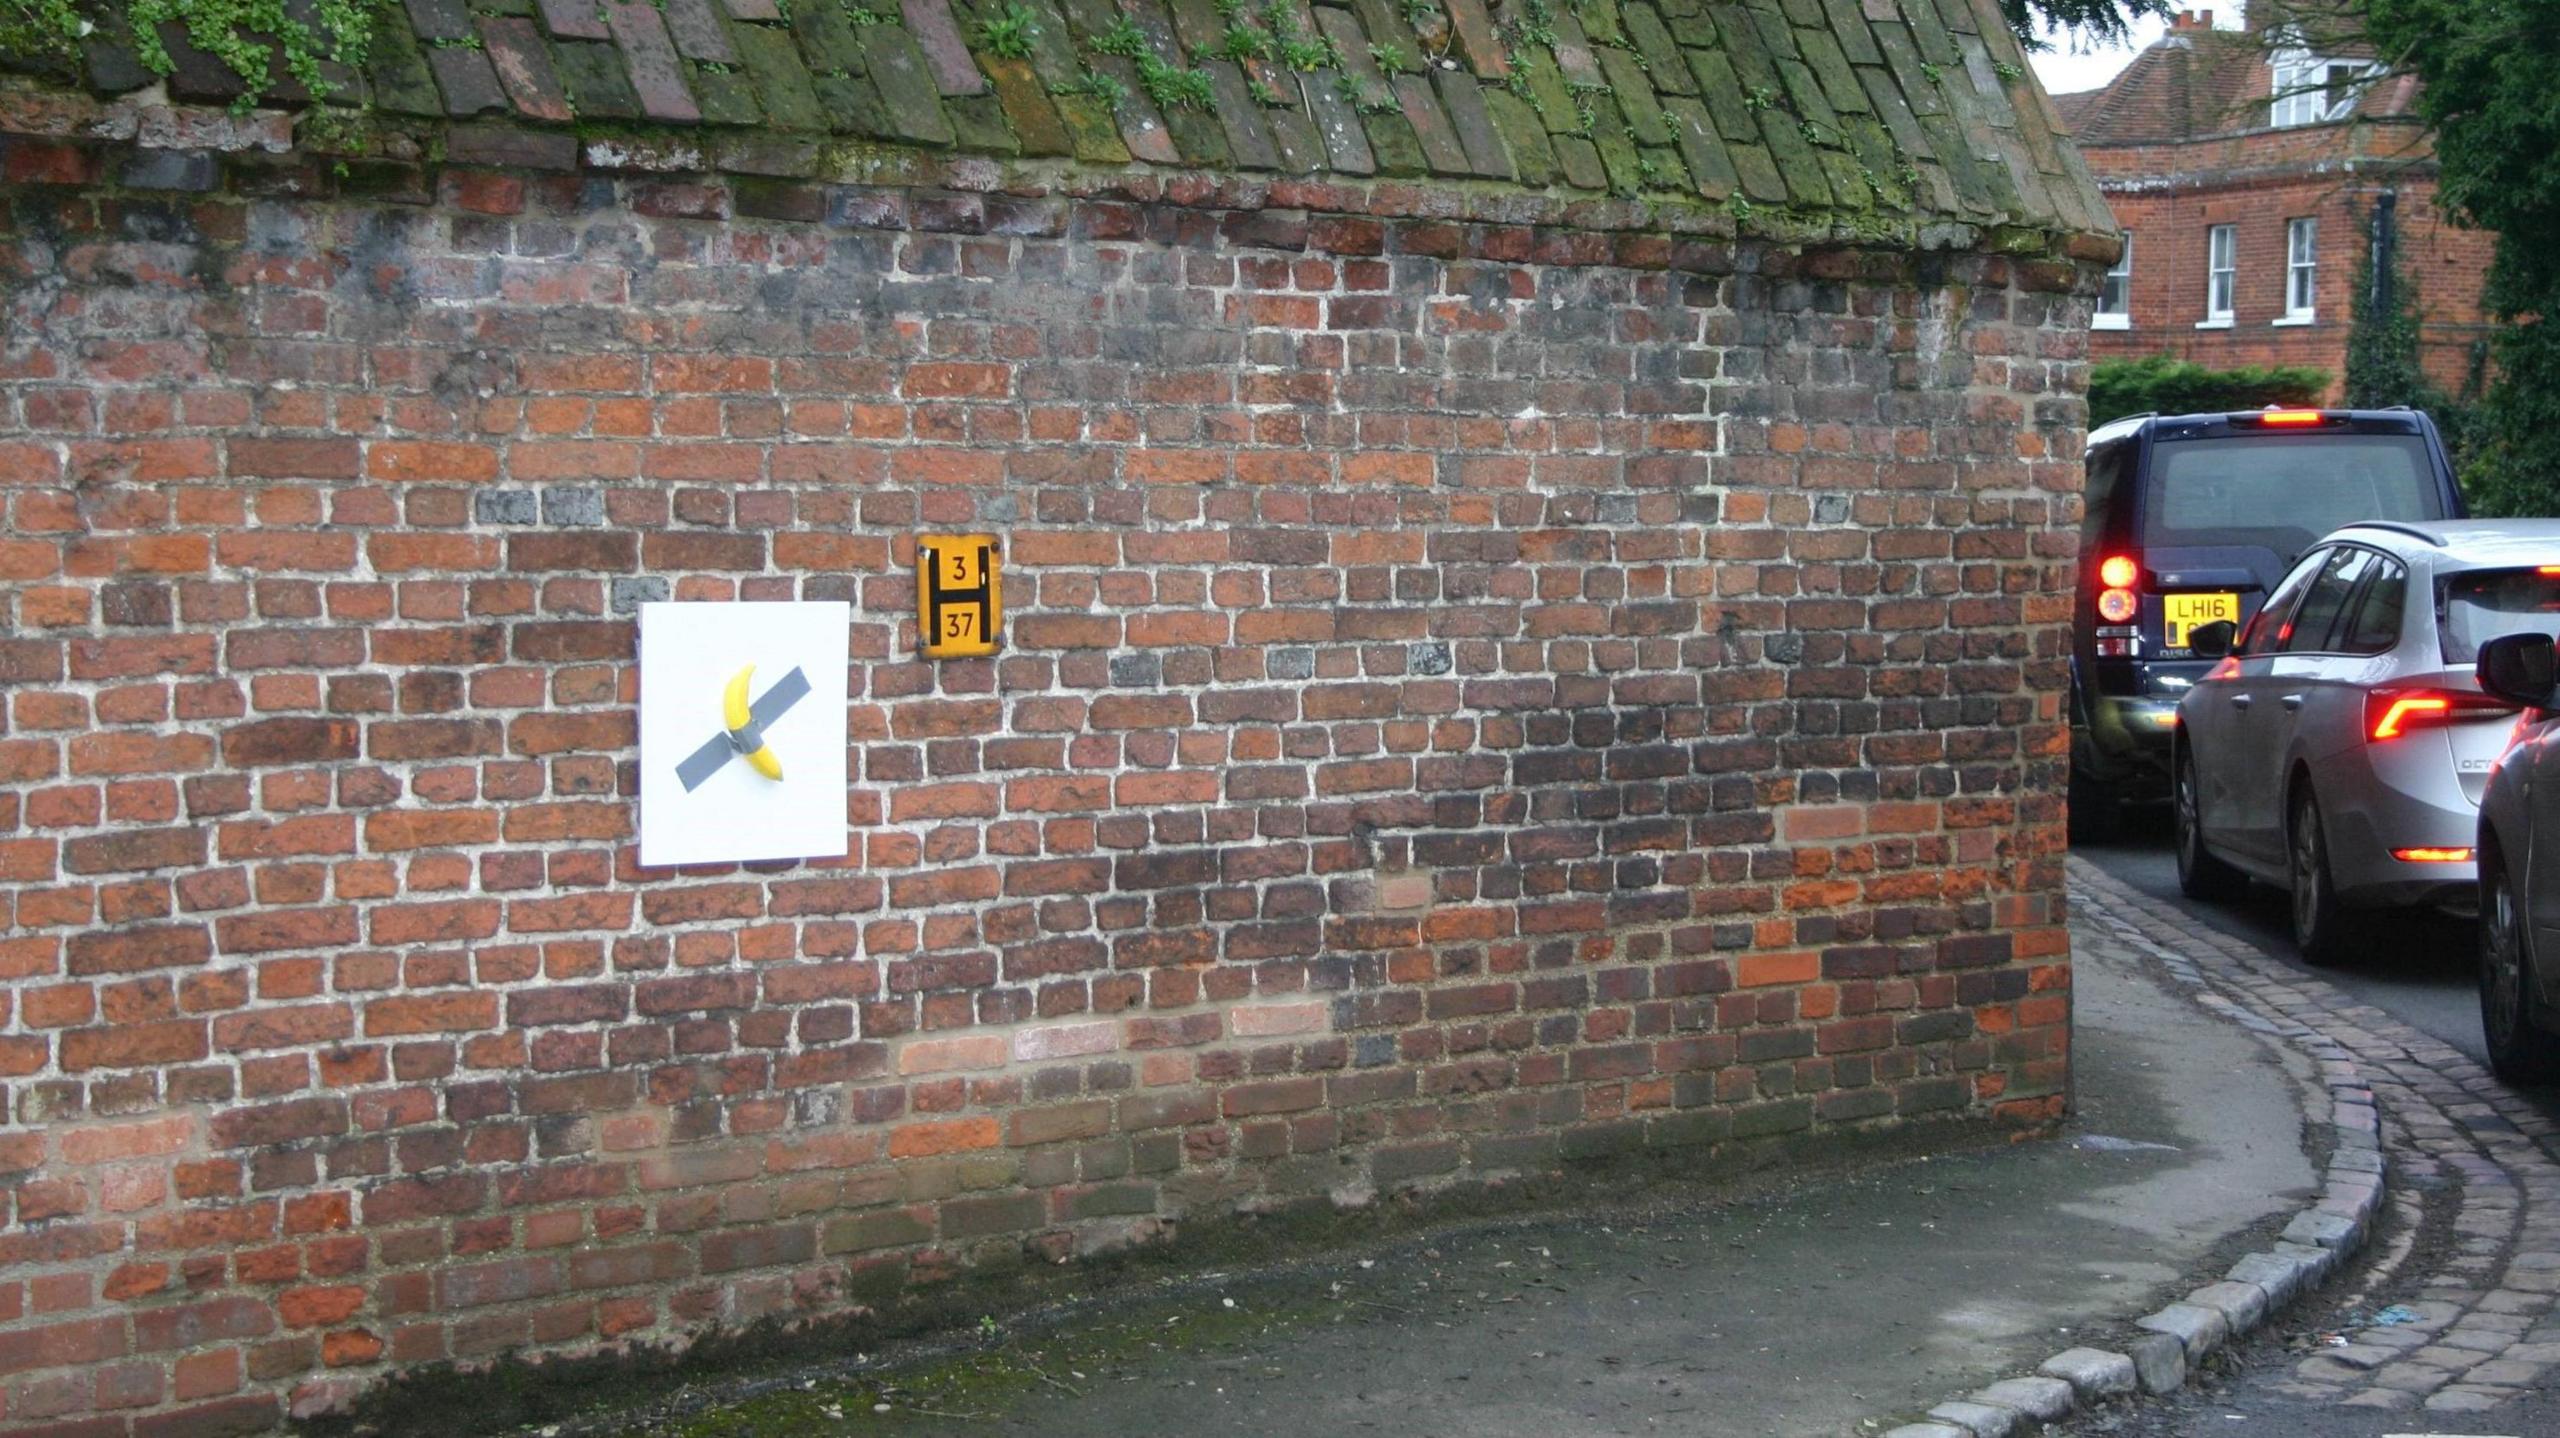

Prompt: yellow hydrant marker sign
[
  {"left": 639, "top": 601, "right": 849, "bottom": 867},
  {"left": 917, "top": 534, "right": 1001, "bottom": 658}
]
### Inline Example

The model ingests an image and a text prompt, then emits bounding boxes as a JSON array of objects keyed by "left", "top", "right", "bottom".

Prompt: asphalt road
[
  {"left": 2068, "top": 819, "right": 2560, "bottom": 1438},
  {"left": 2074, "top": 811, "right": 2492, "bottom": 1072}
]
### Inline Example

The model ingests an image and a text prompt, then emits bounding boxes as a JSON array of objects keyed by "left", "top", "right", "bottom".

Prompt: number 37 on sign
[{"left": 916, "top": 534, "right": 1002, "bottom": 659}]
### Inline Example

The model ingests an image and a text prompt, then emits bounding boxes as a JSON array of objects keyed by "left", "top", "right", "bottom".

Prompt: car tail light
[
  {"left": 2393, "top": 847, "right": 2474, "bottom": 863},
  {"left": 2365, "top": 688, "right": 2517, "bottom": 741},
  {"left": 2094, "top": 552, "right": 2139, "bottom": 626},
  {"left": 2248, "top": 409, "right": 2333, "bottom": 427}
]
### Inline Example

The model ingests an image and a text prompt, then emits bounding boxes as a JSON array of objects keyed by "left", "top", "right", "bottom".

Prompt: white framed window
[
  {"left": 2270, "top": 46, "right": 2376, "bottom": 128},
  {"left": 2096, "top": 235, "right": 2131, "bottom": 329},
  {"left": 2201, "top": 224, "right": 2235, "bottom": 326},
  {"left": 2281, "top": 217, "right": 2317, "bottom": 323}
]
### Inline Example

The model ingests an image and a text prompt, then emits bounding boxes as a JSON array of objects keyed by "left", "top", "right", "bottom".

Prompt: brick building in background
[
  {"left": 2057, "top": 4, "right": 2493, "bottom": 399},
  {"left": 0, "top": 0, "right": 2109, "bottom": 1432}
]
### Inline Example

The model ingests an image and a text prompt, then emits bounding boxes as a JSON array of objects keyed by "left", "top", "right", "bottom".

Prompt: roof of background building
[
  {"left": 2051, "top": 9, "right": 2416, "bottom": 149},
  {"left": 1, "top": 0, "right": 2113, "bottom": 242}
]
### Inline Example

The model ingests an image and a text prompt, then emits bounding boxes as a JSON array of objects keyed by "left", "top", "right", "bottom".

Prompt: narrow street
[
  {"left": 2061, "top": 828, "right": 2560, "bottom": 1438},
  {"left": 2079, "top": 817, "right": 2489, "bottom": 1076}
]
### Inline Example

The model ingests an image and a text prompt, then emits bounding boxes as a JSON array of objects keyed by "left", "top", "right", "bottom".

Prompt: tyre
[
  {"left": 2480, "top": 861, "right": 2560, "bottom": 1084},
  {"left": 2288, "top": 787, "right": 2357, "bottom": 966},
  {"left": 2174, "top": 747, "right": 2248, "bottom": 902}
]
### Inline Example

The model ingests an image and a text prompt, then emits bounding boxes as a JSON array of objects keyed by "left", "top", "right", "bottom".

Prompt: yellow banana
[{"left": 722, "top": 664, "right": 784, "bottom": 782}]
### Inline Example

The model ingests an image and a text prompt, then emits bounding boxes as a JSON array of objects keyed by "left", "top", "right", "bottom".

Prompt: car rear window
[
  {"left": 2439, "top": 569, "right": 2560, "bottom": 664},
  {"left": 2143, "top": 434, "right": 2444, "bottom": 556}
]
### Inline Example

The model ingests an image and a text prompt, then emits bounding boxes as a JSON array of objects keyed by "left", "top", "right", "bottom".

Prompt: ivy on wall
[{"left": 2343, "top": 199, "right": 2485, "bottom": 492}]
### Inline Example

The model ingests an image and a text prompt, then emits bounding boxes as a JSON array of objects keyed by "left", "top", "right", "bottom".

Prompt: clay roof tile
[{"left": 26, "top": 0, "right": 2113, "bottom": 236}]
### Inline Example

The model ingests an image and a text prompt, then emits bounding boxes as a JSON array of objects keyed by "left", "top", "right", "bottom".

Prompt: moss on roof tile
[{"left": 13, "top": 0, "right": 2110, "bottom": 240}]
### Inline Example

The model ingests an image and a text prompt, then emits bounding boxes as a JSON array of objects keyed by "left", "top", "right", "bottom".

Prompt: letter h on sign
[{"left": 916, "top": 534, "right": 1001, "bottom": 658}]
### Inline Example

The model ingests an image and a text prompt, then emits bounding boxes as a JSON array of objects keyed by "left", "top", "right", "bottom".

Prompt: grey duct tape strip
[{"left": 674, "top": 666, "right": 813, "bottom": 792}]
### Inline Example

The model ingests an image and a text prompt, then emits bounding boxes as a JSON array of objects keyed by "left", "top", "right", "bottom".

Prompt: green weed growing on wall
[
  {"left": 973, "top": 2, "right": 1037, "bottom": 60},
  {"left": 1, "top": 0, "right": 383, "bottom": 110},
  {"left": 0, "top": 0, "right": 90, "bottom": 67},
  {"left": 1134, "top": 50, "right": 1212, "bottom": 110},
  {"left": 1087, "top": 14, "right": 1146, "bottom": 57}
]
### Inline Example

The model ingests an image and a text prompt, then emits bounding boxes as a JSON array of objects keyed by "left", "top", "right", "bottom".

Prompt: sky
[{"left": 2028, "top": 12, "right": 2234, "bottom": 98}]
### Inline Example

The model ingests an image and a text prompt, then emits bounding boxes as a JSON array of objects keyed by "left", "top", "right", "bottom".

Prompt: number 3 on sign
[{"left": 916, "top": 534, "right": 1001, "bottom": 659}]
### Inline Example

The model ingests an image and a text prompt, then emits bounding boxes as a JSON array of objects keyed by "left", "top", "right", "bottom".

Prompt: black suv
[{"left": 2072, "top": 408, "right": 2468, "bottom": 832}]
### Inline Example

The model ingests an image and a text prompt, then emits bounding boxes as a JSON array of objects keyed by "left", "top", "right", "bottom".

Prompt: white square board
[{"left": 638, "top": 601, "right": 850, "bottom": 867}]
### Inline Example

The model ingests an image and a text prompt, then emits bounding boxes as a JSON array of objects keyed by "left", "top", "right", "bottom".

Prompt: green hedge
[{"left": 2088, "top": 355, "right": 2331, "bottom": 427}]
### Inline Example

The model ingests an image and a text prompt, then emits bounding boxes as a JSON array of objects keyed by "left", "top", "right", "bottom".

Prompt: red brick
[
  {"left": 508, "top": 712, "right": 636, "bottom": 755},
  {"left": 215, "top": 907, "right": 360, "bottom": 954},
  {"left": 363, "top": 810, "right": 500, "bottom": 852},
  {"left": 511, "top": 622, "right": 633, "bottom": 662},
  {"left": 63, "top": 827, "right": 206, "bottom": 874},
  {"left": 369, "top": 442, "right": 500, "bottom": 483},
  {"left": 213, "top": 1004, "right": 356, "bottom": 1051},
  {"left": 0, "top": 1315, "right": 124, "bottom": 1376},
  {"left": 221, "top": 718, "right": 358, "bottom": 768},
  {"left": 59, "top": 1115, "right": 195, "bottom": 1164},
  {"left": 231, "top": 438, "right": 360, "bottom": 479},
  {"left": 59, "top": 1019, "right": 207, "bottom": 1070},
  {"left": 0, "top": 637, "right": 64, "bottom": 682},
  {"left": 132, "top": 1296, "right": 275, "bottom": 1352},
  {"left": 363, "top": 993, "right": 500, "bottom": 1036},
  {"left": 888, "top": 1117, "right": 1001, "bottom": 1157},
  {"left": 368, "top": 899, "right": 502, "bottom": 945},
  {"left": 131, "top": 1394, "right": 283, "bottom": 1438},
  {"left": 210, "top": 1098, "right": 348, "bottom": 1148},
  {"left": 67, "top": 924, "right": 211, "bottom": 976}
]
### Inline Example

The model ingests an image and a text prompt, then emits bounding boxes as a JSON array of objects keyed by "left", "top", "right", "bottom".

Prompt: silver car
[{"left": 2172, "top": 520, "right": 2560, "bottom": 963}]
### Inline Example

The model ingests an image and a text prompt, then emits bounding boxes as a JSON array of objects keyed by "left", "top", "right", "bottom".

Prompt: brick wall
[
  {"left": 2082, "top": 123, "right": 2495, "bottom": 399},
  {"left": 0, "top": 150, "right": 2092, "bottom": 1434}
]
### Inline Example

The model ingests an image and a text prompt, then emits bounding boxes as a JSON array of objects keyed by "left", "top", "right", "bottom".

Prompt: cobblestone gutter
[{"left": 1880, "top": 859, "right": 2395, "bottom": 1437}]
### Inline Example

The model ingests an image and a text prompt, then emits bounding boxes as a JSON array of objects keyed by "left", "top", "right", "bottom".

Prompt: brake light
[
  {"left": 2093, "top": 551, "right": 2140, "bottom": 624},
  {"left": 2393, "top": 847, "right": 2474, "bottom": 863},
  {"left": 2369, "top": 694, "right": 2447, "bottom": 738},
  {"left": 2257, "top": 409, "right": 2328, "bottom": 426},
  {"left": 2365, "top": 688, "right": 2517, "bottom": 741}
]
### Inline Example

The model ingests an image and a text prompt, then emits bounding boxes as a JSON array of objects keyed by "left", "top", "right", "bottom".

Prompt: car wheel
[
  {"left": 2174, "top": 747, "right": 2248, "bottom": 902},
  {"left": 2288, "top": 787, "right": 2357, "bottom": 967},
  {"left": 2480, "top": 861, "right": 2560, "bottom": 1084}
]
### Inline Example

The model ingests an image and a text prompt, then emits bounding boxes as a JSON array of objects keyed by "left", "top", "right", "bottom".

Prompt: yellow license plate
[{"left": 2164, "top": 592, "right": 2239, "bottom": 649}]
